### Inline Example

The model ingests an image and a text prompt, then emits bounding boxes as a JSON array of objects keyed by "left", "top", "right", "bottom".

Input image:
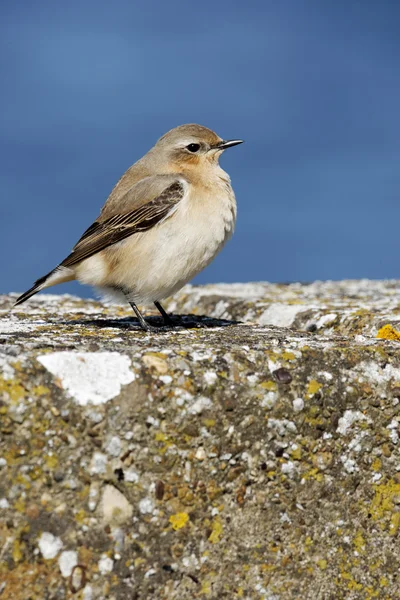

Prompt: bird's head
[{"left": 151, "top": 124, "right": 243, "bottom": 173}]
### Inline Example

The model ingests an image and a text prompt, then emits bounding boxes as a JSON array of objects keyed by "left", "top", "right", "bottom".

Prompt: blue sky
[{"left": 1, "top": 1, "right": 400, "bottom": 298}]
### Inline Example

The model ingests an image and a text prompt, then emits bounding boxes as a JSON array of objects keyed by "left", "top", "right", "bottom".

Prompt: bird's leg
[
  {"left": 154, "top": 301, "right": 174, "bottom": 326},
  {"left": 155, "top": 301, "right": 207, "bottom": 329},
  {"left": 129, "top": 301, "right": 168, "bottom": 333}
]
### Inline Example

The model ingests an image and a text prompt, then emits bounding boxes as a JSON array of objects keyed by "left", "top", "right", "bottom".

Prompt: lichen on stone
[{"left": 2, "top": 281, "right": 400, "bottom": 598}]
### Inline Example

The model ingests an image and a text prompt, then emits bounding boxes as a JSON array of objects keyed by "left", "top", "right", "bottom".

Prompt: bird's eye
[{"left": 186, "top": 143, "right": 200, "bottom": 153}]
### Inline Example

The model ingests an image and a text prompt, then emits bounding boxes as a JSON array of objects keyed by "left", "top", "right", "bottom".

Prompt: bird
[{"left": 15, "top": 124, "right": 243, "bottom": 332}]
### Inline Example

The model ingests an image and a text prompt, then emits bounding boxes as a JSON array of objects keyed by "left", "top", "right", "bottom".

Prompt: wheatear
[{"left": 15, "top": 124, "right": 243, "bottom": 332}]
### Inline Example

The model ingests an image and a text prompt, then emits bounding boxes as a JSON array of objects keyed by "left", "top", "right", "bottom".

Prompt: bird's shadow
[{"left": 63, "top": 313, "right": 239, "bottom": 332}]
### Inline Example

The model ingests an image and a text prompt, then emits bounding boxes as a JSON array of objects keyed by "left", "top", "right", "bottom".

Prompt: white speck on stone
[
  {"left": 220, "top": 453, "right": 232, "bottom": 461},
  {"left": 315, "top": 313, "right": 337, "bottom": 329},
  {"left": 174, "top": 388, "right": 194, "bottom": 400},
  {"left": 195, "top": 447, "right": 206, "bottom": 461},
  {"left": 159, "top": 375, "right": 172, "bottom": 384},
  {"left": 111, "top": 527, "right": 125, "bottom": 554},
  {"left": 371, "top": 473, "right": 382, "bottom": 483},
  {"left": 292, "top": 398, "right": 304, "bottom": 412},
  {"left": 267, "top": 358, "right": 281, "bottom": 373},
  {"left": 268, "top": 418, "right": 297, "bottom": 436},
  {"left": 38, "top": 532, "right": 63, "bottom": 559},
  {"left": 144, "top": 568, "right": 157, "bottom": 578},
  {"left": 124, "top": 469, "right": 139, "bottom": 483},
  {"left": 188, "top": 396, "right": 212, "bottom": 415},
  {"left": 0, "top": 318, "right": 38, "bottom": 335},
  {"left": 358, "top": 361, "right": 400, "bottom": 386},
  {"left": 139, "top": 497, "right": 154, "bottom": 514},
  {"left": 89, "top": 452, "right": 108, "bottom": 475},
  {"left": 105, "top": 436, "right": 122, "bottom": 457},
  {"left": 182, "top": 553, "right": 200, "bottom": 569},
  {"left": 58, "top": 550, "right": 78, "bottom": 577},
  {"left": 8, "top": 402, "right": 27, "bottom": 424},
  {"left": 87, "top": 410, "right": 104, "bottom": 424},
  {"left": 337, "top": 410, "right": 368, "bottom": 435},
  {"left": 317, "top": 370, "right": 334, "bottom": 381},
  {"left": 388, "top": 419, "right": 399, "bottom": 444},
  {"left": 341, "top": 456, "right": 358, "bottom": 474},
  {"left": 280, "top": 512, "right": 291, "bottom": 523},
  {"left": 0, "top": 498, "right": 9, "bottom": 509},
  {"left": 261, "top": 392, "right": 278, "bottom": 410},
  {"left": 191, "top": 351, "right": 212, "bottom": 362},
  {"left": 281, "top": 461, "right": 297, "bottom": 478},
  {"left": 98, "top": 554, "right": 114, "bottom": 574},
  {"left": 348, "top": 431, "right": 367, "bottom": 453},
  {"left": 204, "top": 370, "right": 218, "bottom": 385},
  {"left": 258, "top": 303, "right": 305, "bottom": 327},
  {"left": 0, "top": 458, "right": 7, "bottom": 467},
  {"left": 88, "top": 482, "right": 100, "bottom": 512},
  {"left": 0, "top": 356, "right": 16, "bottom": 380},
  {"left": 101, "top": 484, "right": 133, "bottom": 525},
  {"left": 146, "top": 415, "right": 160, "bottom": 427},
  {"left": 65, "top": 478, "right": 79, "bottom": 490},
  {"left": 37, "top": 352, "right": 135, "bottom": 406},
  {"left": 82, "top": 585, "right": 93, "bottom": 600}
]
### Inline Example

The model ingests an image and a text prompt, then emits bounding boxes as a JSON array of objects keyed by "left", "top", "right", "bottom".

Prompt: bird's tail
[{"left": 14, "top": 266, "right": 75, "bottom": 306}]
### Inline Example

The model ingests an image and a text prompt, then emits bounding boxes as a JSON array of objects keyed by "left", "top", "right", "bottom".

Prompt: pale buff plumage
[{"left": 15, "top": 124, "right": 243, "bottom": 332}]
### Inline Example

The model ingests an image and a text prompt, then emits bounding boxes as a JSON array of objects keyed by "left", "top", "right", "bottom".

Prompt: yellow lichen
[
  {"left": 0, "top": 376, "right": 25, "bottom": 403},
  {"left": 260, "top": 381, "right": 277, "bottom": 391},
  {"left": 307, "top": 380, "right": 322, "bottom": 396},
  {"left": 389, "top": 512, "right": 400, "bottom": 536},
  {"left": 302, "top": 468, "right": 323, "bottom": 482},
  {"left": 376, "top": 324, "right": 400, "bottom": 342},
  {"left": 44, "top": 454, "right": 58, "bottom": 469},
  {"left": 290, "top": 446, "right": 302, "bottom": 460},
  {"left": 154, "top": 431, "right": 174, "bottom": 452},
  {"left": 347, "top": 579, "right": 363, "bottom": 591},
  {"left": 169, "top": 512, "right": 189, "bottom": 530},
  {"left": 32, "top": 385, "right": 50, "bottom": 397},
  {"left": 208, "top": 517, "right": 223, "bottom": 543},
  {"left": 74, "top": 509, "right": 87, "bottom": 525},
  {"left": 371, "top": 458, "right": 381, "bottom": 472},
  {"left": 370, "top": 479, "right": 400, "bottom": 525},
  {"left": 12, "top": 540, "right": 24, "bottom": 563},
  {"left": 15, "top": 474, "right": 31, "bottom": 490},
  {"left": 353, "top": 531, "right": 366, "bottom": 554},
  {"left": 14, "top": 498, "right": 26, "bottom": 513}
]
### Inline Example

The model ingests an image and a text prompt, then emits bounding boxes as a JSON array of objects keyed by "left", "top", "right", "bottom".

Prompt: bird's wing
[{"left": 61, "top": 176, "right": 186, "bottom": 268}]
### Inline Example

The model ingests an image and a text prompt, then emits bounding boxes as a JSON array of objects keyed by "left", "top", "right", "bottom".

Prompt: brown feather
[{"left": 61, "top": 180, "right": 185, "bottom": 268}]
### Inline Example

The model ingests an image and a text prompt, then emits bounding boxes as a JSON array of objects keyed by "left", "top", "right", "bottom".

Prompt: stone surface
[{"left": 1, "top": 281, "right": 400, "bottom": 598}]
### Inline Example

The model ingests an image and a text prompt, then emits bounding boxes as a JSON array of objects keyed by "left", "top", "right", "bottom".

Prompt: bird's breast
[
  {"left": 96, "top": 180, "right": 237, "bottom": 303},
  {"left": 178, "top": 181, "right": 237, "bottom": 262}
]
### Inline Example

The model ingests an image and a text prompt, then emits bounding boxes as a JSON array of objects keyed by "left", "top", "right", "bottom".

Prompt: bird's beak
[{"left": 217, "top": 139, "right": 244, "bottom": 150}]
